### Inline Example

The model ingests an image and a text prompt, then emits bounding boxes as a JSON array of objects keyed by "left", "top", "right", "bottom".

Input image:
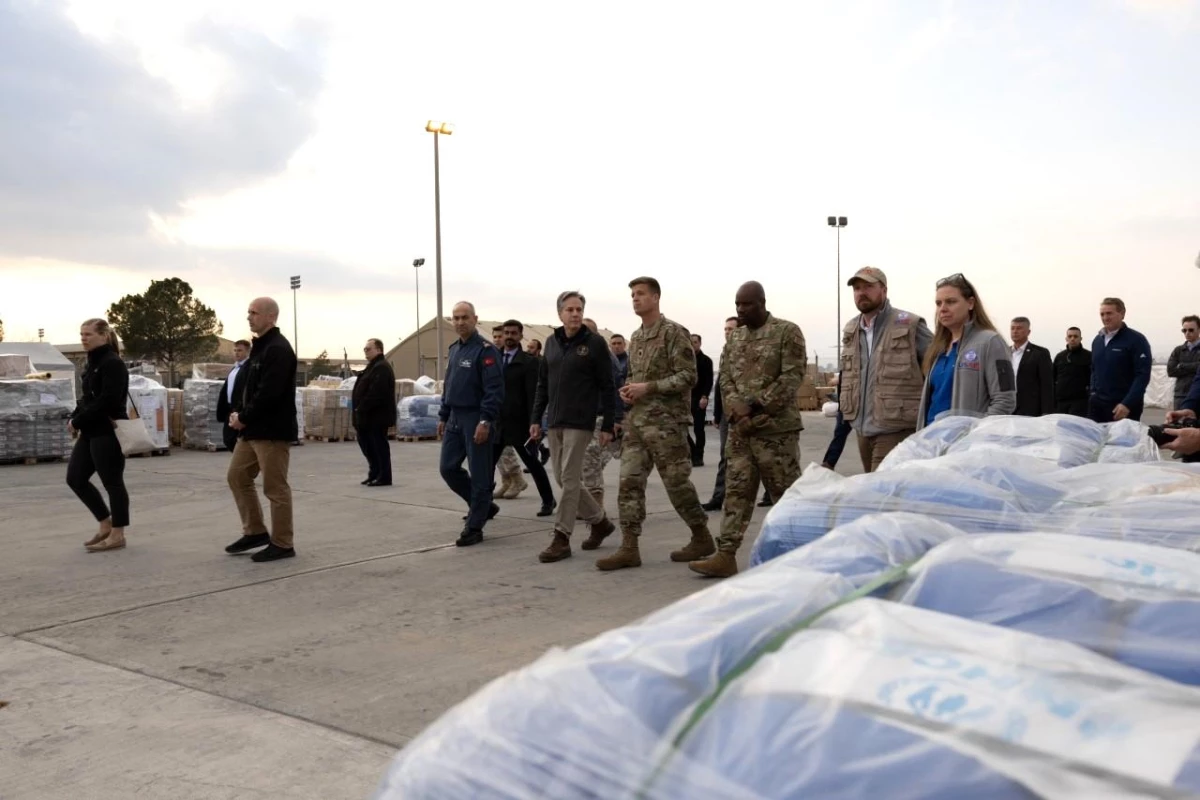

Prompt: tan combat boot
[
  {"left": 507, "top": 474, "right": 529, "bottom": 499},
  {"left": 670, "top": 525, "right": 716, "bottom": 562},
  {"left": 538, "top": 531, "right": 572, "bottom": 563},
  {"left": 595, "top": 531, "right": 641, "bottom": 570},
  {"left": 496, "top": 473, "right": 514, "bottom": 499},
  {"left": 689, "top": 550, "right": 738, "bottom": 578},
  {"left": 580, "top": 515, "right": 615, "bottom": 550}
]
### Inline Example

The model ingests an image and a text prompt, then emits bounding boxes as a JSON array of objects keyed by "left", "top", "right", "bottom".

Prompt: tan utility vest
[{"left": 839, "top": 307, "right": 925, "bottom": 429}]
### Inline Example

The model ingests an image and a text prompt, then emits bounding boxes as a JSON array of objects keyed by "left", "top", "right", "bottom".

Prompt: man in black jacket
[
  {"left": 353, "top": 338, "right": 397, "bottom": 486},
  {"left": 1167, "top": 315, "right": 1200, "bottom": 410},
  {"left": 224, "top": 297, "right": 299, "bottom": 563},
  {"left": 1053, "top": 327, "right": 1091, "bottom": 416},
  {"left": 687, "top": 334, "right": 714, "bottom": 466},
  {"left": 1010, "top": 317, "right": 1054, "bottom": 417},
  {"left": 530, "top": 291, "right": 617, "bottom": 562},
  {"left": 494, "top": 319, "right": 555, "bottom": 516},
  {"left": 216, "top": 339, "right": 250, "bottom": 452}
]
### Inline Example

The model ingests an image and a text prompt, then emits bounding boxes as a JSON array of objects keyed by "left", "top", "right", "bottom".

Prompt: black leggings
[{"left": 67, "top": 433, "right": 130, "bottom": 528}]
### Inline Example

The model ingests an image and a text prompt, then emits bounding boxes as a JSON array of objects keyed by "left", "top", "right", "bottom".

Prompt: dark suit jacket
[
  {"left": 216, "top": 362, "right": 249, "bottom": 423},
  {"left": 352, "top": 355, "right": 398, "bottom": 429},
  {"left": 499, "top": 348, "right": 539, "bottom": 445},
  {"left": 692, "top": 350, "right": 714, "bottom": 412},
  {"left": 1014, "top": 342, "right": 1054, "bottom": 417}
]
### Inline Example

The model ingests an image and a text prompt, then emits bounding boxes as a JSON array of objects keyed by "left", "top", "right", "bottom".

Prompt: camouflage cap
[{"left": 847, "top": 266, "right": 887, "bottom": 287}]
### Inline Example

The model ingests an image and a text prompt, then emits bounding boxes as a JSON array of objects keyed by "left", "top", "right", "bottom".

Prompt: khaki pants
[
  {"left": 548, "top": 427, "right": 605, "bottom": 536},
  {"left": 227, "top": 439, "right": 294, "bottom": 548},
  {"left": 856, "top": 429, "right": 912, "bottom": 473}
]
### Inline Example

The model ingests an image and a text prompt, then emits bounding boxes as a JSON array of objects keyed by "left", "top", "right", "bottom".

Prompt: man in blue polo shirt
[
  {"left": 1088, "top": 296, "right": 1152, "bottom": 423},
  {"left": 438, "top": 301, "right": 505, "bottom": 547}
]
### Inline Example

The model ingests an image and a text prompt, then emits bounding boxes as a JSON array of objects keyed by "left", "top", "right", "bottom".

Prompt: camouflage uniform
[
  {"left": 498, "top": 445, "right": 522, "bottom": 478},
  {"left": 716, "top": 313, "right": 807, "bottom": 554},
  {"left": 614, "top": 316, "right": 710, "bottom": 539},
  {"left": 582, "top": 417, "right": 620, "bottom": 494}
]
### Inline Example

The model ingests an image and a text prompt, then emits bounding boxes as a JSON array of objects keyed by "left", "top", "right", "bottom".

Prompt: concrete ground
[{"left": 0, "top": 413, "right": 857, "bottom": 799}]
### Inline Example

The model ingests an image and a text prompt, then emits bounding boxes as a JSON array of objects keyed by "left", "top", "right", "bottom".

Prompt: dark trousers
[
  {"left": 687, "top": 406, "right": 707, "bottom": 463},
  {"left": 709, "top": 418, "right": 729, "bottom": 504},
  {"left": 67, "top": 432, "right": 130, "bottom": 528},
  {"left": 493, "top": 439, "right": 555, "bottom": 504},
  {"left": 440, "top": 409, "right": 496, "bottom": 530},
  {"left": 222, "top": 423, "right": 239, "bottom": 453},
  {"left": 822, "top": 412, "right": 854, "bottom": 467},
  {"left": 356, "top": 425, "right": 392, "bottom": 483},
  {"left": 1088, "top": 396, "right": 1143, "bottom": 424},
  {"left": 1055, "top": 398, "right": 1088, "bottom": 417}
]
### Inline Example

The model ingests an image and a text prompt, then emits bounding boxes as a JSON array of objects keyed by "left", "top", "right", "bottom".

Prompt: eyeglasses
[{"left": 1184, "top": 329, "right": 1197, "bottom": 334}]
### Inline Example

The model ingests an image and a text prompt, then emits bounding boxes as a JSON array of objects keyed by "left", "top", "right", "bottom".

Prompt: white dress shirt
[
  {"left": 226, "top": 360, "right": 246, "bottom": 403},
  {"left": 1011, "top": 342, "right": 1027, "bottom": 374}
]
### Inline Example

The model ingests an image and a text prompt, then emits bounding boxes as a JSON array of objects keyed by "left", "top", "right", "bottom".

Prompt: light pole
[
  {"left": 290, "top": 275, "right": 301, "bottom": 356},
  {"left": 425, "top": 120, "right": 453, "bottom": 380},
  {"left": 412, "top": 258, "right": 425, "bottom": 376},
  {"left": 826, "top": 216, "right": 848, "bottom": 362}
]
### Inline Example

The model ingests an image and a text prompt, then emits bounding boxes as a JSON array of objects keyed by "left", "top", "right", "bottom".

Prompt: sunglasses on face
[{"left": 1185, "top": 329, "right": 1197, "bottom": 334}]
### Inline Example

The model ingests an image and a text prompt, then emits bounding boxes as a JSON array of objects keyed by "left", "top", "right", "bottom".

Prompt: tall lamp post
[
  {"left": 425, "top": 120, "right": 454, "bottom": 380},
  {"left": 412, "top": 258, "right": 425, "bottom": 376},
  {"left": 289, "top": 275, "right": 301, "bottom": 356},
  {"left": 826, "top": 216, "right": 848, "bottom": 362}
]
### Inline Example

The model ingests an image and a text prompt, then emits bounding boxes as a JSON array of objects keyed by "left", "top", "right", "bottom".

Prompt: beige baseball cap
[{"left": 847, "top": 266, "right": 887, "bottom": 287}]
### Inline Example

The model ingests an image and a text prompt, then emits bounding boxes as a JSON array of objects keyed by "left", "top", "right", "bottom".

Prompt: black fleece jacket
[{"left": 70, "top": 344, "right": 129, "bottom": 436}]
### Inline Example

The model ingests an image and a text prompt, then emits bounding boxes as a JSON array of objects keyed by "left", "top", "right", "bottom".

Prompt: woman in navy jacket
[{"left": 68, "top": 318, "right": 131, "bottom": 552}]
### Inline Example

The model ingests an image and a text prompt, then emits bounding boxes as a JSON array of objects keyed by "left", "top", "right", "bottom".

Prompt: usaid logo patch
[
  {"left": 896, "top": 312, "right": 911, "bottom": 324},
  {"left": 960, "top": 349, "right": 981, "bottom": 370}
]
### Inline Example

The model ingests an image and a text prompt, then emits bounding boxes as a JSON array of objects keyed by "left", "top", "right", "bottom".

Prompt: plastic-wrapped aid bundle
[
  {"left": 1097, "top": 418, "right": 1161, "bottom": 463},
  {"left": 1052, "top": 461, "right": 1200, "bottom": 507},
  {"left": 373, "top": 562, "right": 856, "bottom": 799},
  {"left": 893, "top": 533, "right": 1200, "bottom": 685},
  {"left": 652, "top": 599, "right": 1200, "bottom": 800},
  {"left": 750, "top": 462, "right": 1030, "bottom": 565},
  {"left": 1054, "top": 494, "right": 1200, "bottom": 551},
  {"left": 0, "top": 378, "right": 74, "bottom": 460},
  {"left": 396, "top": 395, "right": 441, "bottom": 437},
  {"left": 182, "top": 379, "right": 225, "bottom": 449},
  {"left": 946, "top": 414, "right": 1107, "bottom": 468},
  {"left": 126, "top": 375, "right": 169, "bottom": 451},
  {"left": 878, "top": 414, "right": 979, "bottom": 469},
  {"left": 294, "top": 388, "right": 305, "bottom": 440}
]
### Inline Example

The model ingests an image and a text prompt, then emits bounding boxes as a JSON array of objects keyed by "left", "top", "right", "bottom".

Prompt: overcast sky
[{"left": 2, "top": 0, "right": 1198, "bottom": 366}]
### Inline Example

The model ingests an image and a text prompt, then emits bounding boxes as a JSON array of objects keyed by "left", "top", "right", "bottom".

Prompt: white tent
[{"left": 0, "top": 343, "right": 78, "bottom": 404}]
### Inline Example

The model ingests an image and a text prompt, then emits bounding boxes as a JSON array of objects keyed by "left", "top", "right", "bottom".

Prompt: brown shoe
[
  {"left": 538, "top": 532, "right": 572, "bottom": 563},
  {"left": 580, "top": 515, "right": 615, "bottom": 550},
  {"left": 670, "top": 526, "right": 715, "bottom": 562},
  {"left": 595, "top": 532, "right": 641, "bottom": 571},
  {"left": 689, "top": 550, "right": 738, "bottom": 578}
]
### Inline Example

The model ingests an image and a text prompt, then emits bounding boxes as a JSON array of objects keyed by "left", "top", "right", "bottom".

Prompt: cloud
[{"left": 0, "top": 0, "right": 328, "bottom": 268}]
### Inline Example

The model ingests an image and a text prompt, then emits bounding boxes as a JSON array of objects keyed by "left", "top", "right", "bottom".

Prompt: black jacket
[
  {"left": 713, "top": 366, "right": 724, "bottom": 424},
  {"left": 233, "top": 327, "right": 298, "bottom": 441},
  {"left": 1013, "top": 342, "right": 1054, "bottom": 417},
  {"left": 1053, "top": 346, "right": 1092, "bottom": 404},
  {"left": 1168, "top": 343, "right": 1200, "bottom": 405},
  {"left": 532, "top": 326, "right": 615, "bottom": 433},
  {"left": 498, "top": 348, "right": 539, "bottom": 445},
  {"left": 692, "top": 350, "right": 714, "bottom": 412},
  {"left": 70, "top": 345, "right": 129, "bottom": 436},
  {"left": 216, "top": 361, "right": 249, "bottom": 424},
  {"left": 352, "top": 354, "right": 398, "bottom": 429}
]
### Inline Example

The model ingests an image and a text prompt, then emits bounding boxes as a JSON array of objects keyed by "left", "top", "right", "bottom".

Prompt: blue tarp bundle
[{"left": 396, "top": 395, "right": 441, "bottom": 437}]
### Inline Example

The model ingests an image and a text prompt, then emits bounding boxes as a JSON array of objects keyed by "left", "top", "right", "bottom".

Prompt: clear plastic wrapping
[
  {"left": 945, "top": 414, "right": 1106, "bottom": 468},
  {"left": 301, "top": 387, "right": 353, "bottom": 440},
  {"left": 126, "top": 374, "right": 168, "bottom": 451},
  {"left": 0, "top": 378, "right": 74, "bottom": 460},
  {"left": 182, "top": 378, "right": 225, "bottom": 449},
  {"left": 397, "top": 395, "right": 441, "bottom": 437}
]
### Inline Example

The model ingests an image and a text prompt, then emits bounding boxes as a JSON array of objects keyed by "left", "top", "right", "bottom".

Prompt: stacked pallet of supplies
[
  {"left": 182, "top": 379, "right": 225, "bottom": 450},
  {"left": 0, "top": 354, "right": 35, "bottom": 378},
  {"left": 192, "top": 363, "right": 233, "bottom": 381},
  {"left": 126, "top": 375, "right": 169, "bottom": 451},
  {"left": 0, "top": 378, "right": 74, "bottom": 462},
  {"left": 295, "top": 388, "right": 306, "bottom": 441},
  {"left": 167, "top": 389, "right": 184, "bottom": 446},
  {"left": 302, "top": 387, "right": 353, "bottom": 440}
]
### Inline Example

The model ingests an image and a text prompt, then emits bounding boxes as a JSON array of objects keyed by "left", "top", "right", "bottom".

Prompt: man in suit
[
  {"left": 215, "top": 339, "right": 250, "bottom": 452},
  {"left": 1010, "top": 317, "right": 1054, "bottom": 417},
  {"left": 352, "top": 338, "right": 397, "bottom": 486},
  {"left": 687, "top": 334, "right": 714, "bottom": 467},
  {"left": 494, "top": 319, "right": 556, "bottom": 516}
]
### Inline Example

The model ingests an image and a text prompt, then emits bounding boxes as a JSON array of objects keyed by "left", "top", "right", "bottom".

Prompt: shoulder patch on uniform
[
  {"left": 896, "top": 311, "right": 911, "bottom": 324},
  {"left": 483, "top": 355, "right": 496, "bottom": 367}
]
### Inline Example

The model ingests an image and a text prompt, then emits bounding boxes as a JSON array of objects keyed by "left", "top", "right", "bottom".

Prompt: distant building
[{"left": 385, "top": 317, "right": 618, "bottom": 381}]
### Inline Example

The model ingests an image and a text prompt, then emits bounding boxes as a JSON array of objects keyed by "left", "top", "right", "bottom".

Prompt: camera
[{"left": 1147, "top": 418, "right": 1200, "bottom": 447}]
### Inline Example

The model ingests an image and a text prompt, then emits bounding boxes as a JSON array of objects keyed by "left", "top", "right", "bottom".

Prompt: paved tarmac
[{"left": 0, "top": 413, "right": 855, "bottom": 799}]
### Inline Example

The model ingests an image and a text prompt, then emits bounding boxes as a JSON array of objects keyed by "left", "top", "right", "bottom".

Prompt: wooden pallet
[
  {"left": 128, "top": 449, "right": 171, "bottom": 459},
  {"left": 183, "top": 443, "right": 227, "bottom": 452},
  {"left": 396, "top": 434, "right": 441, "bottom": 442},
  {"left": 1, "top": 455, "right": 67, "bottom": 466},
  {"left": 305, "top": 434, "right": 352, "bottom": 443}
]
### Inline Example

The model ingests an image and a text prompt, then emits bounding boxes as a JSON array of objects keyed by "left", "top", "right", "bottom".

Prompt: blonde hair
[
  {"left": 83, "top": 318, "right": 121, "bottom": 351},
  {"left": 922, "top": 275, "right": 997, "bottom": 375}
]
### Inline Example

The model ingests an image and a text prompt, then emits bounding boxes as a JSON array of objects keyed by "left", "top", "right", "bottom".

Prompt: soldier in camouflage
[
  {"left": 596, "top": 276, "right": 714, "bottom": 571},
  {"left": 580, "top": 318, "right": 624, "bottom": 517},
  {"left": 690, "top": 281, "right": 806, "bottom": 579}
]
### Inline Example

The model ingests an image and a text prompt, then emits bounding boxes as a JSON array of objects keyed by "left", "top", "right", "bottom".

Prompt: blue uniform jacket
[
  {"left": 1180, "top": 369, "right": 1200, "bottom": 414},
  {"left": 1089, "top": 324, "right": 1152, "bottom": 411},
  {"left": 439, "top": 331, "right": 504, "bottom": 424}
]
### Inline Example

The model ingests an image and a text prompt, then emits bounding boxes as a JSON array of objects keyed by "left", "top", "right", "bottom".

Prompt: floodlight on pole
[
  {"left": 425, "top": 120, "right": 453, "bottom": 380},
  {"left": 289, "top": 275, "right": 301, "bottom": 357},
  {"left": 412, "top": 258, "right": 425, "bottom": 376},
  {"left": 826, "top": 216, "right": 848, "bottom": 362}
]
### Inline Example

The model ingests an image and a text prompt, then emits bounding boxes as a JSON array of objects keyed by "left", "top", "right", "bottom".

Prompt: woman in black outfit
[{"left": 68, "top": 318, "right": 131, "bottom": 552}]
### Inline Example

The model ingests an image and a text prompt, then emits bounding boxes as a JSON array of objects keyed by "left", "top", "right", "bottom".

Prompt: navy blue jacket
[
  {"left": 439, "top": 331, "right": 504, "bottom": 424},
  {"left": 1179, "top": 369, "right": 1200, "bottom": 414},
  {"left": 1089, "top": 324, "right": 1152, "bottom": 412}
]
